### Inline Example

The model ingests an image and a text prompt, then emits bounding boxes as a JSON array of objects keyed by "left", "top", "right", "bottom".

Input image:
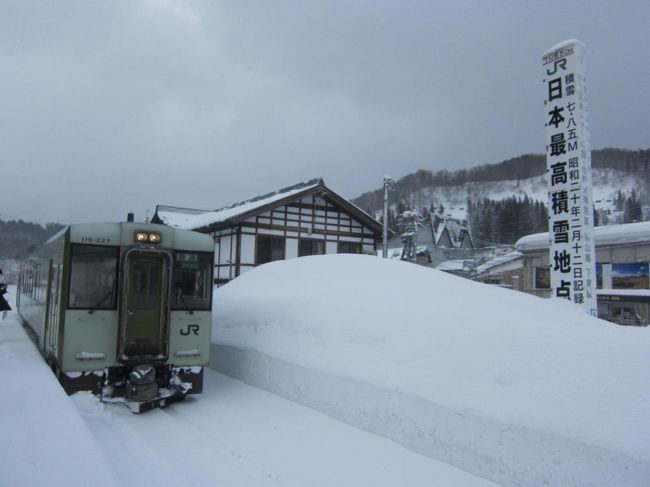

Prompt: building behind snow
[
  {"left": 385, "top": 213, "right": 474, "bottom": 266},
  {"left": 152, "top": 179, "right": 383, "bottom": 284},
  {"left": 510, "top": 221, "right": 650, "bottom": 326}
]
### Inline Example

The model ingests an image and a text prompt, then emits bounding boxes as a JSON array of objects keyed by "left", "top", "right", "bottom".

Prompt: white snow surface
[
  {"left": 4, "top": 252, "right": 650, "bottom": 486},
  {"left": 212, "top": 254, "right": 650, "bottom": 486},
  {"left": 516, "top": 220, "right": 650, "bottom": 251},
  {"left": 0, "top": 285, "right": 494, "bottom": 487},
  {"left": 0, "top": 288, "right": 121, "bottom": 487},
  {"left": 475, "top": 251, "right": 522, "bottom": 275}
]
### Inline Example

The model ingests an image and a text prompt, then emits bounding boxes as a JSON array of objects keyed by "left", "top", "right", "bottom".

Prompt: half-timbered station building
[{"left": 152, "top": 179, "right": 384, "bottom": 285}]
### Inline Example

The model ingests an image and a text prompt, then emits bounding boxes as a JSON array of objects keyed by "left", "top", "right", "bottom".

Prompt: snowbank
[
  {"left": 211, "top": 255, "right": 650, "bottom": 486},
  {"left": 0, "top": 287, "right": 121, "bottom": 487}
]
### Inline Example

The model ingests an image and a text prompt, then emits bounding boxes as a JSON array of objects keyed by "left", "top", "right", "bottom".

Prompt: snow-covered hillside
[
  {"left": 212, "top": 254, "right": 650, "bottom": 487},
  {"left": 396, "top": 168, "right": 642, "bottom": 222}
]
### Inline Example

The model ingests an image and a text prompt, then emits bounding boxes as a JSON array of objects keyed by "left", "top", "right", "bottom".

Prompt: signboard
[{"left": 542, "top": 39, "right": 597, "bottom": 316}]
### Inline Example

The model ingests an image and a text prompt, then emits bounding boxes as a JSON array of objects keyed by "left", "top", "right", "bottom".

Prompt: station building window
[
  {"left": 337, "top": 241, "right": 362, "bottom": 254},
  {"left": 534, "top": 266, "right": 550, "bottom": 289},
  {"left": 298, "top": 239, "right": 325, "bottom": 257},
  {"left": 256, "top": 235, "right": 285, "bottom": 264}
]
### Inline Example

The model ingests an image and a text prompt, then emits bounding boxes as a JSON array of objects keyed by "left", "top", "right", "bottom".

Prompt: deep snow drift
[
  {"left": 1, "top": 285, "right": 495, "bottom": 487},
  {"left": 212, "top": 254, "right": 650, "bottom": 486}
]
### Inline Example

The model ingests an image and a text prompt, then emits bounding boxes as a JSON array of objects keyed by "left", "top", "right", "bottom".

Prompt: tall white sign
[{"left": 542, "top": 39, "right": 597, "bottom": 316}]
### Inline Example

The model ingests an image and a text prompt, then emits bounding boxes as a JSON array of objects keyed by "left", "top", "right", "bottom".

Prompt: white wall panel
[
  {"left": 240, "top": 234, "right": 255, "bottom": 265},
  {"left": 286, "top": 239, "right": 298, "bottom": 259},
  {"left": 219, "top": 235, "right": 232, "bottom": 265},
  {"left": 259, "top": 229, "right": 284, "bottom": 236}
]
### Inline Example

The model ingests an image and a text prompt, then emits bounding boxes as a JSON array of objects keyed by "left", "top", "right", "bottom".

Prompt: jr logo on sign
[{"left": 180, "top": 324, "right": 200, "bottom": 336}]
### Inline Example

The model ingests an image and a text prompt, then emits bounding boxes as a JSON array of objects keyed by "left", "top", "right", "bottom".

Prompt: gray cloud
[{"left": 1, "top": 0, "right": 648, "bottom": 223}]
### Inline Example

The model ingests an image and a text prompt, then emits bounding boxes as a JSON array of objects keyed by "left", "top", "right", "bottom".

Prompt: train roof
[{"left": 44, "top": 222, "right": 214, "bottom": 251}]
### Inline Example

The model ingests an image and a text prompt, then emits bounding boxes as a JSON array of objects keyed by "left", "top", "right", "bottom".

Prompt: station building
[
  {"left": 514, "top": 221, "right": 650, "bottom": 326},
  {"left": 152, "top": 179, "right": 383, "bottom": 285}
]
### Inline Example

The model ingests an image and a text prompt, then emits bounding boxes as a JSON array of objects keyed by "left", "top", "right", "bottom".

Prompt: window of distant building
[
  {"left": 298, "top": 238, "right": 325, "bottom": 257},
  {"left": 256, "top": 235, "right": 285, "bottom": 264},
  {"left": 534, "top": 266, "right": 550, "bottom": 289},
  {"left": 337, "top": 241, "right": 362, "bottom": 254}
]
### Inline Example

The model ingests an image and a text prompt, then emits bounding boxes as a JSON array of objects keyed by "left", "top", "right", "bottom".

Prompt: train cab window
[
  {"left": 68, "top": 245, "right": 119, "bottom": 309},
  {"left": 172, "top": 252, "right": 212, "bottom": 311}
]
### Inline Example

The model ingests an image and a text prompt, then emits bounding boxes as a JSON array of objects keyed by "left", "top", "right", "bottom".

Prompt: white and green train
[{"left": 17, "top": 218, "right": 214, "bottom": 412}]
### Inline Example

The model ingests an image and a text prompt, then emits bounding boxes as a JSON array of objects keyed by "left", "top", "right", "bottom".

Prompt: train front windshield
[
  {"left": 69, "top": 245, "right": 119, "bottom": 309},
  {"left": 172, "top": 252, "right": 212, "bottom": 311}
]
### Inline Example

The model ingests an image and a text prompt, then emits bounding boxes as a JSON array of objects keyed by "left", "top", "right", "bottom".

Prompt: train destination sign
[{"left": 542, "top": 39, "right": 597, "bottom": 316}]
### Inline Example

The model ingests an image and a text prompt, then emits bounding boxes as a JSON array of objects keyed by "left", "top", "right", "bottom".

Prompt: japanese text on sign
[{"left": 543, "top": 40, "right": 597, "bottom": 316}]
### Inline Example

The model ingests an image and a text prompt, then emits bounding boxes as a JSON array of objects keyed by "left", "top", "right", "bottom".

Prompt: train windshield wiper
[
  {"left": 88, "top": 289, "right": 114, "bottom": 313},
  {"left": 175, "top": 289, "right": 194, "bottom": 314}
]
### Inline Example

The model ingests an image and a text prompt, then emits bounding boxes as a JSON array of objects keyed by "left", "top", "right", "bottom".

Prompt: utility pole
[{"left": 382, "top": 176, "right": 394, "bottom": 258}]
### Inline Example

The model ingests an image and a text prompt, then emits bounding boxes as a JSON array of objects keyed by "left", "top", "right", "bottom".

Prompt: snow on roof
[
  {"left": 515, "top": 221, "right": 650, "bottom": 252},
  {"left": 156, "top": 179, "right": 323, "bottom": 230},
  {"left": 597, "top": 289, "right": 650, "bottom": 297},
  {"left": 475, "top": 251, "right": 522, "bottom": 275},
  {"left": 435, "top": 259, "right": 470, "bottom": 272}
]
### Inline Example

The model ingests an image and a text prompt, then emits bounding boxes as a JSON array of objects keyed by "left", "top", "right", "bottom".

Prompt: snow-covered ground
[
  {"left": 212, "top": 255, "right": 650, "bottom": 486},
  {"left": 0, "top": 285, "right": 495, "bottom": 487},
  {"left": 2, "top": 253, "right": 649, "bottom": 486}
]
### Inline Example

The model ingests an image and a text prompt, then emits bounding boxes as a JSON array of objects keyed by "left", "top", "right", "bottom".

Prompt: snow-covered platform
[
  {"left": 0, "top": 287, "right": 121, "bottom": 487},
  {"left": 212, "top": 254, "right": 650, "bottom": 487},
  {"left": 0, "top": 286, "right": 494, "bottom": 486}
]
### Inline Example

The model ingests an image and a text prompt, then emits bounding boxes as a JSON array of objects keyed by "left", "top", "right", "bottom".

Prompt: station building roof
[
  {"left": 152, "top": 178, "right": 383, "bottom": 236},
  {"left": 515, "top": 221, "right": 650, "bottom": 252}
]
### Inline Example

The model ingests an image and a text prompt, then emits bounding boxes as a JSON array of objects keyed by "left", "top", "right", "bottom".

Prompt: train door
[
  {"left": 43, "top": 260, "right": 62, "bottom": 358},
  {"left": 119, "top": 251, "right": 170, "bottom": 360}
]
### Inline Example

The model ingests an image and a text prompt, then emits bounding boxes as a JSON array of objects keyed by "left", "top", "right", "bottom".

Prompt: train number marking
[
  {"left": 80, "top": 237, "right": 111, "bottom": 244},
  {"left": 180, "top": 324, "right": 200, "bottom": 336}
]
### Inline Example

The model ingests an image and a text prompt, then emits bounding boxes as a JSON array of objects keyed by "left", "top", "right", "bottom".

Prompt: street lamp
[{"left": 382, "top": 176, "right": 394, "bottom": 258}]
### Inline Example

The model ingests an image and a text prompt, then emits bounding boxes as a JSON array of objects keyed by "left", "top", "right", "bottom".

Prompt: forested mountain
[
  {"left": 353, "top": 148, "right": 650, "bottom": 246},
  {"left": 0, "top": 219, "right": 65, "bottom": 259}
]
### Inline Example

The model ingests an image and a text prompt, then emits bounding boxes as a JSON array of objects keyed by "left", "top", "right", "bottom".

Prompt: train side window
[
  {"left": 68, "top": 244, "right": 119, "bottom": 309},
  {"left": 172, "top": 251, "right": 212, "bottom": 311}
]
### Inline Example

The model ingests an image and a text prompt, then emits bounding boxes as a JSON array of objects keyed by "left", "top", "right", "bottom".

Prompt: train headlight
[{"left": 134, "top": 232, "right": 162, "bottom": 244}]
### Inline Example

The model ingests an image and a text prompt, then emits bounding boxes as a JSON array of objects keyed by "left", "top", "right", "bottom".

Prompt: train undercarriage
[{"left": 59, "top": 364, "right": 204, "bottom": 413}]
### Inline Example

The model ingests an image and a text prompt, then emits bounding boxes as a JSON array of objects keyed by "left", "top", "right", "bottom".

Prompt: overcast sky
[{"left": 1, "top": 0, "right": 648, "bottom": 224}]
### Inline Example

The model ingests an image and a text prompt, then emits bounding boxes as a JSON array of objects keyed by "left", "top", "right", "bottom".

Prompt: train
[{"left": 17, "top": 217, "right": 214, "bottom": 412}]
